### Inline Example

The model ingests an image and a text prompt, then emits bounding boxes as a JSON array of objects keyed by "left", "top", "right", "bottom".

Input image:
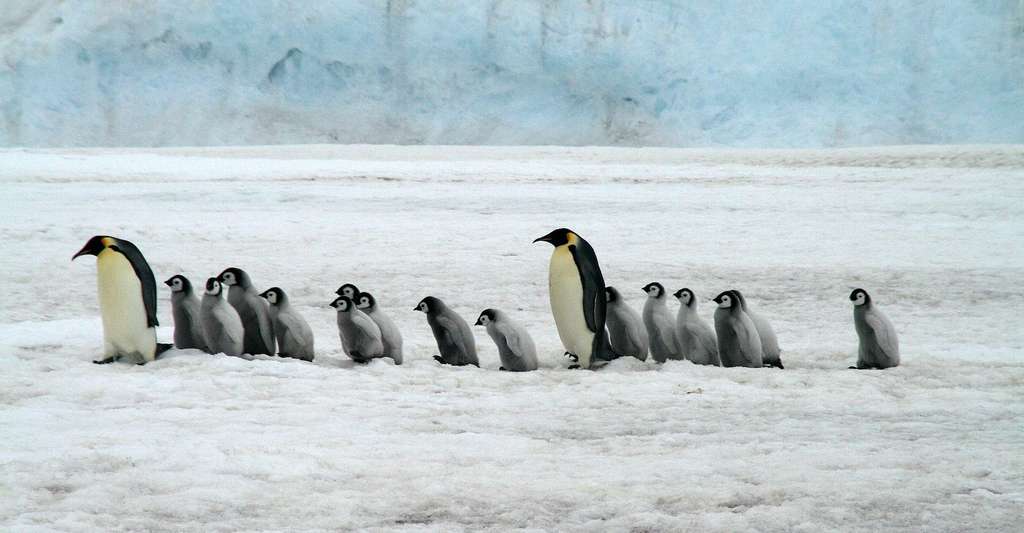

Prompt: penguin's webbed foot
[
  {"left": 433, "top": 355, "right": 446, "bottom": 365},
  {"left": 93, "top": 356, "right": 118, "bottom": 365},
  {"left": 568, "top": 364, "right": 581, "bottom": 370},
  {"left": 499, "top": 366, "right": 508, "bottom": 371},
  {"left": 564, "top": 352, "right": 579, "bottom": 363}
]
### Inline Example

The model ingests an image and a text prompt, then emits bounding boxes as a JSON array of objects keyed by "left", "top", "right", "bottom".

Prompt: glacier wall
[{"left": 1, "top": 0, "right": 1023, "bottom": 148}]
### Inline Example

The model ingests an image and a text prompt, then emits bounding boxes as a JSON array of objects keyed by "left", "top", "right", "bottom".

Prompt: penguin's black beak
[
  {"left": 474, "top": 317, "right": 483, "bottom": 326},
  {"left": 259, "top": 290, "right": 269, "bottom": 299},
  {"left": 532, "top": 235, "right": 552, "bottom": 244},
  {"left": 164, "top": 279, "right": 173, "bottom": 287}
]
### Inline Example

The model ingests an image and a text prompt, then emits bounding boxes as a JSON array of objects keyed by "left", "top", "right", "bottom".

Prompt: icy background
[
  {"left": 2, "top": 0, "right": 1023, "bottom": 148},
  {"left": 2, "top": 145, "right": 1024, "bottom": 530}
]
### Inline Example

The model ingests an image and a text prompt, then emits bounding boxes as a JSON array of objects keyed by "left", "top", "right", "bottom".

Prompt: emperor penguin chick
[
  {"left": 356, "top": 292, "right": 403, "bottom": 365},
  {"left": 712, "top": 290, "right": 763, "bottom": 368},
  {"left": 643, "top": 282, "right": 683, "bottom": 363},
  {"left": 165, "top": 274, "right": 209, "bottom": 352},
  {"left": 733, "top": 290, "right": 783, "bottom": 369},
  {"left": 475, "top": 309, "right": 538, "bottom": 371},
  {"left": 849, "top": 288, "right": 900, "bottom": 369},
  {"left": 331, "top": 296, "right": 385, "bottom": 364},
  {"left": 200, "top": 278, "right": 245, "bottom": 358},
  {"left": 673, "top": 288, "right": 721, "bottom": 366},
  {"left": 218, "top": 267, "right": 275, "bottom": 356},
  {"left": 604, "top": 287, "right": 649, "bottom": 361},
  {"left": 415, "top": 296, "right": 479, "bottom": 367},
  {"left": 260, "top": 287, "right": 315, "bottom": 362}
]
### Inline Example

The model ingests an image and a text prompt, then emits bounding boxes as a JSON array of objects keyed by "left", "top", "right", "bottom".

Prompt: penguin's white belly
[
  {"left": 97, "top": 249, "right": 155, "bottom": 361},
  {"left": 549, "top": 247, "right": 593, "bottom": 366}
]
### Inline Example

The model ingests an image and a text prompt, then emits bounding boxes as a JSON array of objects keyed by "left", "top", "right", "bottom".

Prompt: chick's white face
[
  {"left": 221, "top": 272, "right": 236, "bottom": 286},
  {"left": 679, "top": 291, "right": 692, "bottom": 305},
  {"left": 717, "top": 295, "right": 732, "bottom": 309},
  {"left": 343, "top": 287, "right": 356, "bottom": 299},
  {"left": 646, "top": 285, "right": 661, "bottom": 298},
  {"left": 357, "top": 295, "right": 371, "bottom": 309},
  {"left": 206, "top": 280, "right": 222, "bottom": 296},
  {"left": 170, "top": 278, "right": 184, "bottom": 292},
  {"left": 853, "top": 292, "right": 867, "bottom": 306},
  {"left": 266, "top": 291, "right": 278, "bottom": 304},
  {"left": 417, "top": 302, "right": 429, "bottom": 313},
  {"left": 335, "top": 299, "right": 349, "bottom": 311},
  {"left": 478, "top": 315, "right": 491, "bottom": 325}
]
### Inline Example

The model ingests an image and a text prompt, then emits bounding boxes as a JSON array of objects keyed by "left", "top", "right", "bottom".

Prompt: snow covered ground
[{"left": 1, "top": 144, "right": 1023, "bottom": 531}]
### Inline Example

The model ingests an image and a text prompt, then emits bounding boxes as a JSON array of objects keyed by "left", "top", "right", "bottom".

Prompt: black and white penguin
[
  {"left": 673, "top": 288, "right": 721, "bottom": 366},
  {"left": 604, "top": 286, "right": 649, "bottom": 361},
  {"left": 336, "top": 283, "right": 360, "bottom": 300},
  {"left": 218, "top": 267, "right": 275, "bottom": 356},
  {"left": 534, "top": 228, "right": 618, "bottom": 369},
  {"left": 261, "top": 287, "right": 315, "bottom": 362},
  {"left": 475, "top": 308, "right": 539, "bottom": 371},
  {"left": 165, "top": 274, "right": 208, "bottom": 352},
  {"left": 712, "top": 290, "right": 764, "bottom": 368},
  {"left": 72, "top": 236, "right": 169, "bottom": 364},
  {"left": 733, "top": 290, "right": 784, "bottom": 369},
  {"left": 643, "top": 282, "right": 683, "bottom": 363},
  {"left": 415, "top": 296, "right": 479, "bottom": 367},
  {"left": 849, "top": 288, "right": 900, "bottom": 369}
]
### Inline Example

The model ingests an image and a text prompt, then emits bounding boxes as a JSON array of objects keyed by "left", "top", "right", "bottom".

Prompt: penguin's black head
[
  {"left": 850, "top": 288, "right": 871, "bottom": 306},
  {"left": 336, "top": 283, "right": 360, "bottom": 299},
  {"left": 533, "top": 228, "right": 576, "bottom": 247},
  {"left": 260, "top": 287, "right": 286, "bottom": 306},
  {"left": 674, "top": 287, "right": 694, "bottom": 306},
  {"left": 643, "top": 282, "right": 665, "bottom": 298},
  {"left": 414, "top": 296, "right": 443, "bottom": 314},
  {"left": 205, "top": 277, "right": 224, "bottom": 296},
  {"left": 72, "top": 235, "right": 120, "bottom": 260},
  {"left": 331, "top": 296, "right": 353, "bottom": 312},
  {"left": 356, "top": 292, "right": 376, "bottom": 311},
  {"left": 605, "top": 286, "right": 620, "bottom": 303},
  {"left": 218, "top": 267, "right": 249, "bottom": 288},
  {"left": 712, "top": 291, "right": 735, "bottom": 309},
  {"left": 165, "top": 274, "right": 192, "bottom": 293},
  {"left": 475, "top": 308, "right": 497, "bottom": 326}
]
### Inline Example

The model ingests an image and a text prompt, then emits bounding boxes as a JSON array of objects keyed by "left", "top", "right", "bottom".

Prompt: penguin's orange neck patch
[
  {"left": 101, "top": 237, "right": 114, "bottom": 247},
  {"left": 565, "top": 232, "right": 578, "bottom": 246}
]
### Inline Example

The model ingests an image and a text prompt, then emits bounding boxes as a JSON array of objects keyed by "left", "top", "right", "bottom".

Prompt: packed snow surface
[
  {"left": 2, "top": 144, "right": 1024, "bottom": 531},
  {"left": 2, "top": 1, "right": 1024, "bottom": 148}
]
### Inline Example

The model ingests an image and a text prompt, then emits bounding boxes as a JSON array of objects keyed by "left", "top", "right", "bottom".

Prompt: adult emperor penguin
[
  {"left": 331, "top": 296, "right": 385, "bottom": 363},
  {"left": 165, "top": 274, "right": 208, "bottom": 352},
  {"left": 260, "top": 287, "right": 315, "bottom": 362},
  {"left": 643, "top": 282, "right": 683, "bottom": 363},
  {"left": 673, "top": 288, "right": 721, "bottom": 366},
  {"left": 733, "top": 290, "right": 784, "bottom": 369},
  {"left": 199, "top": 278, "right": 245, "bottom": 358},
  {"left": 475, "top": 309, "right": 539, "bottom": 371},
  {"left": 72, "top": 235, "right": 169, "bottom": 364},
  {"left": 712, "top": 290, "right": 763, "bottom": 368},
  {"left": 534, "top": 228, "right": 617, "bottom": 369},
  {"left": 415, "top": 296, "right": 479, "bottom": 367},
  {"left": 604, "top": 287, "right": 649, "bottom": 361},
  {"left": 849, "top": 288, "right": 900, "bottom": 369},
  {"left": 356, "top": 292, "right": 403, "bottom": 365},
  {"left": 218, "top": 267, "right": 275, "bottom": 356}
]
